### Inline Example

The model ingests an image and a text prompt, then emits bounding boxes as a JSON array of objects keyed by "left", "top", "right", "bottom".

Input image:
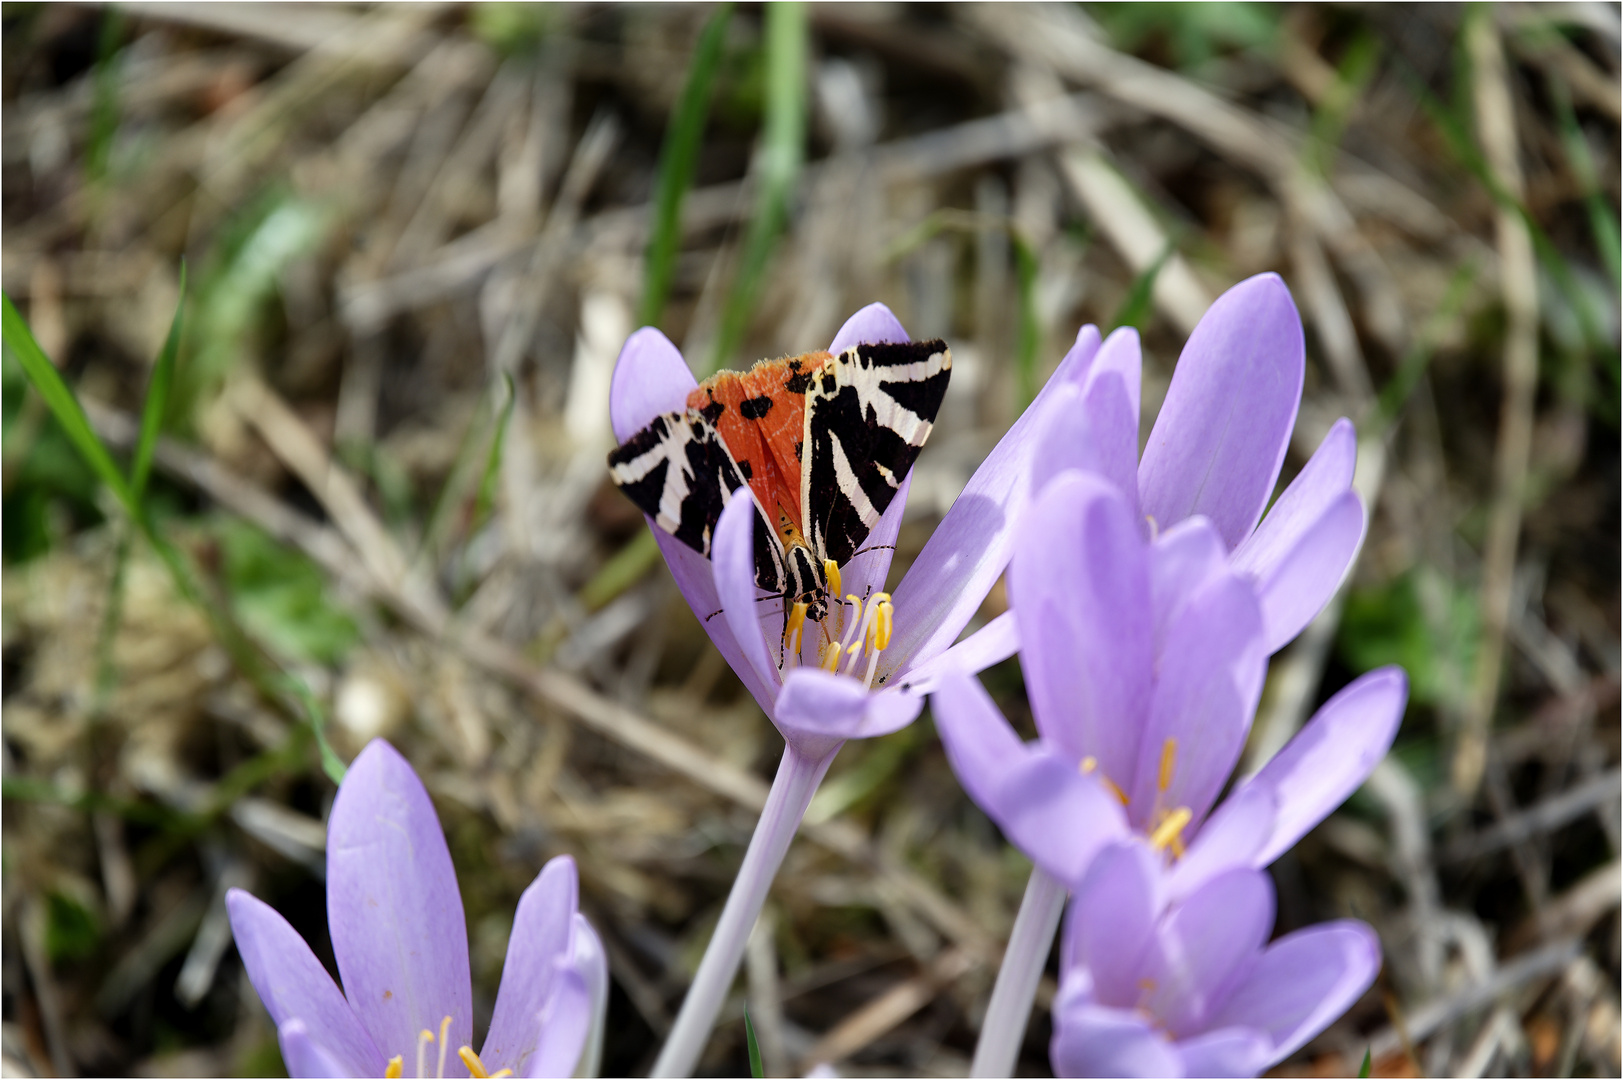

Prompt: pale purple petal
[
  {"left": 828, "top": 302, "right": 910, "bottom": 355},
  {"left": 1030, "top": 327, "right": 1143, "bottom": 513},
  {"left": 1230, "top": 418, "right": 1356, "bottom": 580},
  {"left": 1207, "top": 921, "right": 1381, "bottom": 1065},
  {"left": 326, "top": 740, "right": 472, "bottom": 1060},
  {"left": 1127, "top": 571, "right": 1266, "bottom": 828},
  {"left": 712, "top": 494, "right": 781, "bottom": 701},
  {"left": 1138, "top": 273, "right": 1305, "bottom": 549},
  {"left": 1249, "top": 490, "right": 1366, "bottom": 653},
  {"left": 226, "top": 890, "right": 384, "bottom": 1077},
  {"left": 1051, "top": 1004, "right": 1183, "bottom": 1078},
  {"left": 1166, "top": 783, "right": 1275, "bottom": 903},
  {"left": 1148, "top": 516, "right": 1227, "bottom": 663},
  {"left": 568, "top": 914, "right": 609, "bottom": 1079},
  {"left": 608, "top": 328, "right": 696, "bottom": 443},
  {"left": 524, "top": 965, "right": 592, "bottom": 1079},
  {"left": 890, "top": 610, "right": 1017, "bottom": 695},
  {"left": 775, "top": 668, "right": 923, "bottom": 759},
  {"left": 836, "top": 472, "right": 910, "bottom": 611},
  {"left": 278, "top": 1018, "right": 357, "bottom": 1079},
  {"left": 887, "top": 324, "right": 1101, "bottom": 669},
  {"left": 481, "top": 856, "right": 578, "bottom": 1075},
  {"left": 1146, "top": 868, "right": 1273, "bottom": 1037},
  {"left": 1245, "top": 667, "right": 1408, "bottom": 867},
  {"left": 1010, "top": 472, "right": 1152, "bottom": 782},
  {"left": 654, "top": 528, "right": 779, "bottom": 717},
  {"left": 930, "top": 669, "right": 1128, "bottom": 888},
  {"left": 1172, "top": 1027, "right": 1273, "bottom": 1078},
  {"left": 1065, "top": 843, "right": 1161, "bottom": 1007},
  {"left": 1060, "top": 324, "right": 1105, "bottom": 387}
]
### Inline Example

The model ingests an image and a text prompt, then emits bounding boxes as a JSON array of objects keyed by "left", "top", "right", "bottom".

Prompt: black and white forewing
[
  {"left": 803, "top": 339, "right": 951, "bottom": 566},
  {"left": 608, "top": 412, "right": 787, "bottom": 593}
]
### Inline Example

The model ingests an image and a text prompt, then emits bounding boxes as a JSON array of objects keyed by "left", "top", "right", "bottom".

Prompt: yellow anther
[
  {"left": 785, "top": 601, "right": 809, "bottom": 653},
  {"left": 874, "top": 598, "right": 893, "bottom": 651},
  {"left": 1079, "top": 756, "right": 1129, "bottom": 804},
  {"left": 416, "top": 1029, "right": 434, "bottom": 1080},
  {"left": 385, "top": 1056, "right": 403, "bottom": 1079},
  {"left": 1148, "top": 806, "right": 1192, "bottom": 853},
  {"left": 436, "top": 1016, "right": 452, "bottom": 1079},
  {"left": 1080, "top": 756, "right": 1098, "bottom": 773},
  {"left": 847, "top": 641, "right": 862, "bottom": 657},
  {"left": 459, "top": 1047, "right": 490, "bottom": 1078},
  {"left": 1157, "top": 738, "right": 1178, "bottom": 794},
  {"left": 820, "top": 641, "right": 841, "bottom": 672},
  {"left": 825, "top": 559, "right": 842, "bottom": 599}
]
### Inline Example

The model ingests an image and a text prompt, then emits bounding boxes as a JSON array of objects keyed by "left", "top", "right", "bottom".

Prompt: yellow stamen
[
  {"left": 1157, "top": 737, "right": 1177, "bottom": 794},
  {"left": 385, "top": 1056, "right": 403, "bottom": 1079},
  {"left": 459, "top": 1047, "right": 489, "bottom": 1078},
  {"left": 874, "top": 597, "right": 893, "bottom": 651},
  {"left": 1148, "top": 806, "right": 1192, "bottom": 852},
  {"left": 820, "top": 640, "right": 841, "bottom": 672},
  {"left": 1079, "top": 756, "right": 1129, "bottom": 804},
  {"left": 825, "top": 559, "right": 842, "bottom": 600},
  {"left": 436, "top": 1016, "right": 452, "bottom": 1079},
  {"left": 785, "top": 601, "right": 809, "bottom": 654},
  {"left": 417, "top": 1029, "right": 434, "bottom": 1080}
]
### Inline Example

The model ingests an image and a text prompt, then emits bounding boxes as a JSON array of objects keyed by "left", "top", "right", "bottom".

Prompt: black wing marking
[
  {"left": 608, "top": 412, "right": 786, "bottom": 593},
  {"left": 803, "top": 340, "right": 951, "bottom": 565}
]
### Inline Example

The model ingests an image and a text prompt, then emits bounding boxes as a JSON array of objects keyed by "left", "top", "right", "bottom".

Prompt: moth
[{"left": 608, "top": 339, "right": 952, "bottom": 650}]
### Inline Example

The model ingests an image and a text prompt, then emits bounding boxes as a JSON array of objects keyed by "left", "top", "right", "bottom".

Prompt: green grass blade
[
  {"left": 282, "top": 675, "right": 347, "bottom": 785},
  {"left": 1357, "top": 1047, "right": 1372, "bottom": 1078},
  {"left": 132, "top": 263, "right": 187, "bottom": 502},
  {"left": 1012, "top": 232, "right": 1042, "bottom": 412},
  {"left": 1305, "top": 31, "right": 1380, "bottom": 175},
  {"left": 470, "top": 373, "right": 517, "bottom": 542},
  {"left": 85, "top": 8, "right": 124, "bottom": 184},
  {"left": 579, "top": 530, "right": 661, "bottom": 611},
  {"left": 2, "top": 292, "right": 135, "bottom": 509},
  {"left": 640, "top": 4, "right": 732, "bottom": 328},
  {"left": 704, "top": 1, "right": 806, "bottom": 375},
  {"left": 1111, "top": 238, "right": 1176, "bottom": 333},
  {"left": 744, "top": 1005, "right": 764, "bottom": 1079},
  {"left": 1548, "top": 74, "right": 1621, "bottom": 292}
]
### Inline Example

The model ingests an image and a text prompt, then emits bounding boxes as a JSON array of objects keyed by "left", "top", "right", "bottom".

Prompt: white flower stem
[
  {"left": 970, "top": 865, "right": 1066, "bottom": 1078},
  {"left": 652, "top": 742, "right": 838, "bottom": 1078}
]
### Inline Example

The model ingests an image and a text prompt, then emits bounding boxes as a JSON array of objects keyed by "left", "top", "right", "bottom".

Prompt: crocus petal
[
  {"left": 1138, "top": 273, "right": 1305, "bottom": 550},
  {"left": 654, "top": 529, "right": 779, "bottom": 717},
  {"left": 1207, "top": 920, "right": 1381, "bottom": 1065},
  {"left": 481, "top": 857, "right": 579, "bottom": 1075},
  {"left": 1230, "top": 418, "right": 1356, "bottom": 580},
  {"left": 1128, "top": 571, "right": 1266, "bottom": 827},
  {"left": 278, "top": 1018, "right": 358, "bottom": 1079},
  {"left": 524, "top": 965, "right": 592, "bottom": 1080},
  {"left": 1065, "top": 843, "right": 1161, "bottom": 1007},
  {"left": 931, "top": 669, "right": 1127, "bottom": 888},
  {"left": 1030, "top": 327, "right": 1143, "bottom": 514},
  {"left": 1244, "top": 667, "right": 1408, "bottom": 867},
  {"left": 608, "top": 328, "right": 696, "bottom": 443},
  {"left": 1011, "top": 471, "right": 1152, "bottom": 781},
  {"left": 1051, "top": 1004, "right": 1183, "bottom": 1078},
  {"left": 327, "top": 740, "right": 473, "bottom": 1061},
  {"left": 1146, "top": 868, "right": 1274, "bottom": 1037},
  {"left": 891, "top": 610, "right": 1018, "bottom": 695},
  {"left": 836, "top": 472, "right": 910, "bottom": 615},
  {"left": 887, "top": 325, "right": 1100, "bottom": 669},
  {"left": 569, "top": 915, "right": 609, "bottom": 1080},
  {"left": 226, "top": 889, "right": 384, "bottom": 1077},
  {"left": 1172, "top": 1027, "right": 1274, "bottom": 1078},
  {"left": 775, "top": 667, "right": 923, "bottom": 758},
  {"left": 1166, "top": 783, "right": 1275, "bottom": 903},
  {"left": 712, "top": 494, "right": 781, "bottom": 700},
  {"left": 827, "top": 301, "right": 911, "bottom": 355},
  {"left": 1149, "top": 517, "right": 1228, "bottom": 660},
  {"left": 1249, "top": 490, "right": 1366, "bottom": 653}
]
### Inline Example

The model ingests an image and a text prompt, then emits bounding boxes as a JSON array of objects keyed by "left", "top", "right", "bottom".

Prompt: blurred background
[{"left": 1, "top": 3, "right": 1618, "bottom": 1076}]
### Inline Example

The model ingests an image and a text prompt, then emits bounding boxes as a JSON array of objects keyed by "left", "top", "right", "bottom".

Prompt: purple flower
[
  {"left": 931, "top": 470, "right": 1408, "bottom": 895},
  {"left": 1031, "top": 272, "right": 1366, "bottom": 654},
  {"left": 1051, "top": 842, "right": 1379, "bottom": 1077},
  {"left": 227, "top": 741, "right": 606, "bottom": 1079},
  {"left": 609, "top": 303, "right": 1100, "bottom": 758}
]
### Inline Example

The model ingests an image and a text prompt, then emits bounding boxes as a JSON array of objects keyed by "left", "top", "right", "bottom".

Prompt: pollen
[
  {"left": 385, "top": 1057, "right": 403, "bottom": 1079},
  {"left": 1148, "top": 806, "right": 1192, "bottom": 853},
  {"left": 824, "top": 559, "right": 842, "bottom": 599}
]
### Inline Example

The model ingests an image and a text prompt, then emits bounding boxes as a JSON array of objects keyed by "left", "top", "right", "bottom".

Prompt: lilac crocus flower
[
  {"left": 932, "top": 470, "right": 1406, "bottom": 1076},
  {"left": 1032, "top": 272, "right": 1367, "bottom": 655},
  {"left": 1052, "top": 842, "right": 1379, "bottom": 1077},
  {"left": 227, "top": 741, "right": 607, "bottom": 1079},
  {"left": 612, "top": 304, "right": 1102, "bottom": 1076}
]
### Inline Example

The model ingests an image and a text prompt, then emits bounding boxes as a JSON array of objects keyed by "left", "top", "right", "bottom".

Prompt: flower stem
[
  {"left": 970, "top": 865, "right": 1066, "bottom": 1077},
  {"left": 652, "top": 743, "right": 837, "bottom": 1077}
]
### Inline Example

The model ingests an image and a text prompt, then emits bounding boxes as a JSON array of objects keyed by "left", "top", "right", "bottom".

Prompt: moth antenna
[{"left": 850, "top": 543, "right": 896, "bottom": 559}]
